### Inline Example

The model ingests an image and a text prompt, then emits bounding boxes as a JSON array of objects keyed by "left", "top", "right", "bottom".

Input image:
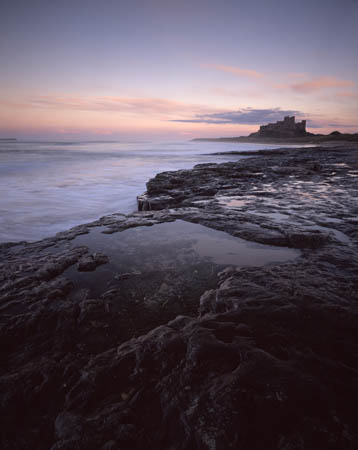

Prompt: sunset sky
[{"left": 1, "top": 0, "right": 357, "bottom": 140}]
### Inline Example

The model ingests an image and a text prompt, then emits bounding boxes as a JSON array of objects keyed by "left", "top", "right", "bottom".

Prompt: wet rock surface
[{"left": 1, "top": 146, "right": 358, "bottom": 449}]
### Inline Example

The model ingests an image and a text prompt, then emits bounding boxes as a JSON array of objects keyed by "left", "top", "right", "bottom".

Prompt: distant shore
[{"left": 192, "top": 133, "right": 358, "bottom": 145}]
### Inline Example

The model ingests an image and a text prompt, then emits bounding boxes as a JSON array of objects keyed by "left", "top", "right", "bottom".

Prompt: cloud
[
  {"left": 291, "top": 76, "right": 354, "bottom": 93},
  {"left": 317, "top": 90, "right": 358, "bottom": 103},
  {"left": 170, "top": 108, "right": 302, "bottom": 125},
  {"left": 299, "top": 113, "right": 358, "bottom": 129},
  {"left": 327, "top": 123, "right": 357, "bottom": 128},
  {"left": 204, "top": 66, "right": 355, "bottom": 101},
  {"left": 21, "top": 95, "right": 208, "bottom": 117},
  {"left": 202, "top": 64, "right": 264, "bottom": 79},
  {"left": 334, "top": 91, "right": 358, "bottom": 98},
  {"left": 306, "top": 120, "right": 357, "bottom": 129}
]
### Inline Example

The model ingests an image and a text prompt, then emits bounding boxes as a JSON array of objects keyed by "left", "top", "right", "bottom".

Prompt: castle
[{"left": 249, "top": 116, "right": 307, "bottom": 138}]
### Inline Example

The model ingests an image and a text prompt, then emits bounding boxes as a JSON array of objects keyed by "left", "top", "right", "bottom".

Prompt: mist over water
[{"left": 1, "top": 140, "right": 286, "bottom": 243}]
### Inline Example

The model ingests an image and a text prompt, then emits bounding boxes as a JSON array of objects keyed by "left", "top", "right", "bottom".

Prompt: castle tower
[{"left": 250, "top": 116, "right": 308, "bottom": 138}]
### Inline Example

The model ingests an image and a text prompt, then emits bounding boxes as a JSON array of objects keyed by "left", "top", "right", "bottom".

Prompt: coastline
[
  {"left": 1, "top": 144, "right": 358, "bottom": 449},
  {"left": 0, "top": 139, "right": 286, "bottom": 244},
  {"left": 192, "top": 135, "right": 358, "bottom": 145}
]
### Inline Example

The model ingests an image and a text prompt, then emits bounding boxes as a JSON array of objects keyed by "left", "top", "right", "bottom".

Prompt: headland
[{"left": 193, "top": 116, "right": 358, "bottom": 145}]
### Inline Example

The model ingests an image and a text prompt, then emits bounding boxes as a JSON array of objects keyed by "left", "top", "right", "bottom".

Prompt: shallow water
[
  {"left": 0, "top": 140, "right": 287, "bottom": 243},
  {"left": 217, "top": 196, "right": 256, "bottom": 208},
  {"left": 75, "top": 220, "right": 300, "bottom": 264},
  {"left": 63, "top": 220, "right": 300, "bottom": 298},
  {"left": 250, "top": 211, "right": 291, "bottom": 222}
]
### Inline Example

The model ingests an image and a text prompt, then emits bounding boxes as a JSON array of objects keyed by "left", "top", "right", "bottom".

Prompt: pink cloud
[
  {"left": 333, "top": 90, "right": 358, "bottom": 99},
  {"left": 4, "top": 95, "right": 215, "bottom": 119},
  {"left": 291, "top": 76, "right": 354, "bottom": 93},
  {"left": 202, "top": 64, "right": 264, "bottom": 79},
  {"left": 318, "top": 90, "right": 358, "bottom": 103}
]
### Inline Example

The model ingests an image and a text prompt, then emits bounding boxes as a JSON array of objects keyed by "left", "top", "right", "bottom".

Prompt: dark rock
[
  {"left": 77, "top": 252, "right": 109, "bottom": 272},
  {"left": 1, "top": 145, "right": 358, "bottom": 449}
]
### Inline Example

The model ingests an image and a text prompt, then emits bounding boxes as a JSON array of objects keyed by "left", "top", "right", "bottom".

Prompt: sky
[{"left": 0, "top": 0, "right": 357, "bottom": 140}]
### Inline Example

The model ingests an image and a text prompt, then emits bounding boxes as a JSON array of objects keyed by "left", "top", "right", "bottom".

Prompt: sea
[{"left": 0, "top": 140, "right": 292, "bottom": 243}]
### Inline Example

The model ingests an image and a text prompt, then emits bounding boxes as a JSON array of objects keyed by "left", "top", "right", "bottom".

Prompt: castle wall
[
  {"left": 258, "top": 116, "right": 306, "bottom": 136},
  {"left": 251, "top": 116, "right": 307, "bottom": 138}
]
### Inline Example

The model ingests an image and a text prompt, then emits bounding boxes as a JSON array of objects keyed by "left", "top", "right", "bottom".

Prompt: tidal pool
[
  {"left": 64, "top": 220, "right": 297, "bottom": 294},
  {"left": 60, "top": 219, "right": 301, "bottom": 320},
  {"left": 72, "top": 219, "right": 300, "bottom": 267},
  {"left": 217, "top": 195, "right": 256, "bottom": 208}
]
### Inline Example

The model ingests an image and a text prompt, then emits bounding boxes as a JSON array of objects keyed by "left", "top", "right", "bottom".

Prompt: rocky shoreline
[
  {"left": 192, "top": 133, "right": 358, "bottom": 145},
  {"left": 1, "top": 145, "right": 358, "bottom": 450}
]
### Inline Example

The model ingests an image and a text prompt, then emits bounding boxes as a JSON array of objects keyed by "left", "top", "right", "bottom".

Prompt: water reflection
[{"left": 64, "top": 220, "right": 300, "bottom": 298}]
